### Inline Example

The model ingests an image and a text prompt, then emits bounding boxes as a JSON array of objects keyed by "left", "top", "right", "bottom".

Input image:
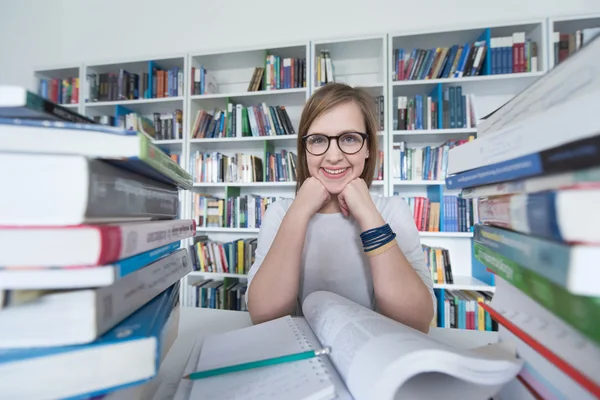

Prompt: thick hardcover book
[
  {"left": 0, "top": 242, "right": 180, "bottom": 289},
  {"left": 0, "top": 117, "right": 192, "bottom": 189},
  {"left": 0, "top": 219, "right": 196, "bottom": 267},
  {"left": 0, "top": 249, "right": 189, "bottom": 348},
  {"left": 0, "top": 85, "right": 95, "bottom": 124},
  {"left": 473, "top": 224, "right": 600, "bottom": 296},
  {"left": 481, "top": 278, "right": 600, "bottom": 398},
  {"left": 476, "top": 188, "right": 600, "bottom": 244},
  {"left": 0, "top": 284, "right": 180, "bottom": 400},
  {"left": 474, "top": 243, "right": 600, "bottom": 346},
  {"left": 446, "top": 134, "right": 600, "bottom": 189},
  {"left": 0, "top": 153, "right": 179, "bottom": 226}
]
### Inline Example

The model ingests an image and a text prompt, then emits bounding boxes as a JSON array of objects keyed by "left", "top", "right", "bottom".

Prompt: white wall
[{"left": 1, "top": 0, "right": 600, "bottom": 89}]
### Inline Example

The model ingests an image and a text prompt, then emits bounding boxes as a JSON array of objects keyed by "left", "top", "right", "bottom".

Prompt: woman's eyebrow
[{"left": 308, "top": 130, "right": 363, "bottom": 135}]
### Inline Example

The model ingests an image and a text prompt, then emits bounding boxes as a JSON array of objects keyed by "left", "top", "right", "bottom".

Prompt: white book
[
  {"left": 0, "top": 249, "right": 190, "bottom": 348},
  {"left": 0, "top": 153, "right": 179, "bottom": 226},
  {"left": 491, "top": 278, "right": 600, "bottom": 387},
  {"left": 499, "top": 327, "right": 595, "bottom": 399},
  {"left": 187, "top": 291, "right": 522, "bottom": 400},
  {"left": 0, "top": 219, "right": 195, "bottom": 267}
]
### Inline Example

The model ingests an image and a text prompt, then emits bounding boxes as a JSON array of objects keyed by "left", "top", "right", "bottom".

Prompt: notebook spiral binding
[{"left": 287, "top": 318, "right": 330, "bottom": 383}]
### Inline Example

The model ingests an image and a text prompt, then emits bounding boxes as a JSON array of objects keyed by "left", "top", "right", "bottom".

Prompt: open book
[{"left": 186, "top": 291, "right": 522, "bottom": 400}]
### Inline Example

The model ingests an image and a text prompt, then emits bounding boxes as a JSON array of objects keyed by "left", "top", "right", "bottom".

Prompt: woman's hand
[
  {"left": 338, "top": 178, "right": 385, "bottom": 230},
  {"left": 290, "top": 177, "right": 331, "bottom": 220}
]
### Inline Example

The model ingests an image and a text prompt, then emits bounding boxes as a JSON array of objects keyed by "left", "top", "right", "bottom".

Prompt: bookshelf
[
  {"left": 386, "top": 20, "right": 547, "bottom": 306},
  {"left": 547, "top": 13, "right": 600, "bottom": 69},
  {"left": 32, "top": 14, "right": 599, "bottom": 321}
]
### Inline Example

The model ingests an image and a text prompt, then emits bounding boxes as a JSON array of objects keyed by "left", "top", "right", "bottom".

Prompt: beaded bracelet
[{"left": 360, "top": 223, "right": 397, "bottom": 257}]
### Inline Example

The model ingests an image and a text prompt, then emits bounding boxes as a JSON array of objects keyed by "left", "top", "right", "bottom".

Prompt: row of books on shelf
[
  {"left": 395, "top": 88, "right": 476, "bottom": 130},
  {"left": 446, "top": 41, "right": 600, "bottom": 397},
  {"left": 392, "top": 32, "right": 538, "bottom": 80},
  {"left": 86, "top": 65, "right": 183, "bottom": 102},
  {"left": 93, "top": 110, "right": 183, "bottom": 140},
  {"left": 264, "top": 55, "right": 306, "bottom": 91},
  {"left": 403, "top": 196, "right": 474, "bottom": 233},
  {"left": 193, "top": 193, "right": 285, "bottom": 229},
  {"left": 38, "top": 77, "right": 79, "bottom": 105},
  {"left": 0, "top": 89, "right": 196, "bottom": 399},
  {"left": 489, "top": 34, "right": 538, "bottom": 74},
  {"left": 190, "top": 237, "right": 257, "bottom": 275},
  {"left": 191, "top": 103, "right": 295, "bottom": 139},
  {"left": 422, "top": 245, "right": 453, "bottom": 284},
  {"left": 553, "top": 28, "right": 600, "bottom": 66},
  {"left": 392, "top": 139, "right": 472, "bottom": 181},
  {"left": 393, "top": 41, "right": 487, "bottom": 81},
  {"left": 433, "top": 290, "right": 497, "bottom": 331},
  {"left": 316, "top": 49, "right": 334, "bottom": 86},
  {"left": 188, "top": 278, "right": 248, "bottom": 312},
  {"left": 191, "top": 150, "right": 299, "bottom": 184}
]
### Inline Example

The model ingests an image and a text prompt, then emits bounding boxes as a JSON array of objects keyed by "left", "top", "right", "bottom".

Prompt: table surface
[{"left": 143, "top": 307, "right": 499, "bottom": 399}]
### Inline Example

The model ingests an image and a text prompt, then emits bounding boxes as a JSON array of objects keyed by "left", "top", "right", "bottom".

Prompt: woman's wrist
[{"left": 357, "top": 209, "right": 386, "bottom": 231}]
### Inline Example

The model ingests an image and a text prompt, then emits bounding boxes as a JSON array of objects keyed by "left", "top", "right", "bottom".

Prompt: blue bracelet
[{"left": 360, "top": 224, "right": 396, "bottom": 252}]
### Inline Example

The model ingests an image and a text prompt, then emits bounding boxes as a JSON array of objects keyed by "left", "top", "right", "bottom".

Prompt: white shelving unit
[
  {"left": 33, "top": 14, "right": 600, "bottom": 316},
  {"left": 387, "top": 19, "right": 547, "bottom": 297}
]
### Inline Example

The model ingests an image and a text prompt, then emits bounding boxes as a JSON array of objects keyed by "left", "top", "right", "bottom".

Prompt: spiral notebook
[{"left": 189, "top": 316, "right": 336, "bottom": 400}]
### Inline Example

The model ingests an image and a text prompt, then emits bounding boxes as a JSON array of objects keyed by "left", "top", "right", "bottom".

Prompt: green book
[
  {"left": 0, "top": 117, "right": 192, "bottom": 189},
  {"left": 0, "top": 85, "right": 95, "bottom": 124},
  {"left": 474, "top": 242, "right": 600, "bottom": 346}
]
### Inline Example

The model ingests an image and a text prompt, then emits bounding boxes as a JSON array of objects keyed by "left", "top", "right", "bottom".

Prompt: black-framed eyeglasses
[{"left": 301, "top": 132, "right": 369, "bottom": 156}]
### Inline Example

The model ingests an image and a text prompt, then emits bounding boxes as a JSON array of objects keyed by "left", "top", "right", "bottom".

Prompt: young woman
[{"left": 246, "top": 83, "right": 435, "bottom": 333}]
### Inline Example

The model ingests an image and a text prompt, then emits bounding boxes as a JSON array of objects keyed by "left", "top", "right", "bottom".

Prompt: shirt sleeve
[
  {"left": 386, "top": 196, "right": 436, "bottom": 313},
  {"left": 244, "top": 200, "right": 289, "bottom": 307}
]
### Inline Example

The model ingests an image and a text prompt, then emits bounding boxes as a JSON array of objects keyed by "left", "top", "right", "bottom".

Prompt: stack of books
[
  {"left": 445, "top": 36, "right": 600, "bottom": 399},
  {"left": 0, "top": 86, "right": 195, "bottom": 399}
]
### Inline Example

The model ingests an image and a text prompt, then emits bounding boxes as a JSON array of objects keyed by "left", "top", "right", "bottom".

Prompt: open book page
[{"left": 302, "top": 291, "right": 523, "bottom": 400}]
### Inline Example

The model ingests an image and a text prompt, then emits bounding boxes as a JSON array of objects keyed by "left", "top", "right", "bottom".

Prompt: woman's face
[{"left": 304, "top": 101, "right": 369, "bottom": 195}]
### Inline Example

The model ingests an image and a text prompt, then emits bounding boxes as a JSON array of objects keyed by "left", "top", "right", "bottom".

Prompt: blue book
[
  {"left": 0, "top": 284, "right": 180, "bottom": 400},
  {"left": 445, "top": 134, "right": 600, "bottom": 190},
  {"left": 0, "top": 242, "right": 181, "bottom": 289},
  {"left": 0, "top": 117, "right": 192, "bottom": 188},
  {"left": 473, "top": 224, "right": 599, "bottom": 296}
]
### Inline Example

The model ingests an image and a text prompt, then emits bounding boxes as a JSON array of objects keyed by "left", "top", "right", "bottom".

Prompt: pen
[{"left": 184, "top": 346, "right": 332, "bottom": 380}]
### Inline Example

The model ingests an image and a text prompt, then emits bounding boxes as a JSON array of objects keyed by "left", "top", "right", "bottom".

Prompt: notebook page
[{"left": 189, "top": 316, "right": 335, "bottom": 400}]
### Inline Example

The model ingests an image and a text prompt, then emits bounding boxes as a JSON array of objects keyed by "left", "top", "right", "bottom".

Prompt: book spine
[
  {"left": 97, "top": 219, "right": 196, "bottom": 265},
  {"left": 94, "top": 249, "right": 190, "bottom": 339},
  {"left": 115, "top": 241, "right": 180, "bottom": 277},
  {"left": 26, "top": 91, "right": 95, "bottom": 124},
  {"left": 474, "top": 243, "right": 600, "bottom": 346},
  {"left": 473, "top": 224, "right": 570, "bottom": 288},
  {"left": 87, "top": 159, "right": 179, "bottom": 221},
  {"left": 478, "top": 192, "right": 566, "bottom": 242},
  {"left": 446, "top": 134, "right": 600, "bottom": 189}
]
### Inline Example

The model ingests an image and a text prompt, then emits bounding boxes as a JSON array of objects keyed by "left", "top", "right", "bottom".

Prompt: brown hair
[{"left": 295, "top": 83, "right": 380, "bottom": 192}]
